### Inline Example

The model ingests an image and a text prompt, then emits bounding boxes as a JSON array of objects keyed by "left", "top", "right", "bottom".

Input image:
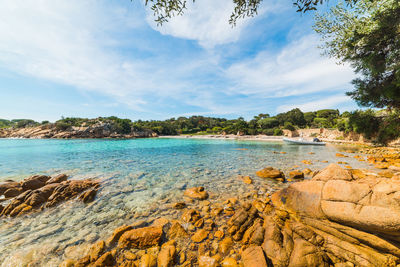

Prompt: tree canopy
[
  {"left": 141, "top": 0, "right": 358, "bottom": 25},
  {"left": 314, "top": 0, "right": 400, "bottom": 109}
]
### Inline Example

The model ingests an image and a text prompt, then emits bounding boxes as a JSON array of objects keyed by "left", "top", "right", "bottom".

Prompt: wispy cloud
[
  {"left": 0, "top": 0, "right": 358, "bottom": 120},
  {"left": 0, "top": 0, "right": 200, "bottom": 111},
  {"left": 277, "top": 94, "right": 352, "bottom": 113},
  {"left": 145, "top": 0, "right": 283, "bottom": 49},
  {"left": 225, "top": 35, "right": 354, "bottom": 97}
]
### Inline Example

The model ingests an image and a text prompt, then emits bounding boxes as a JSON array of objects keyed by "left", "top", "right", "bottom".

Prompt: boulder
[
  {"left": 140, "top": 253, "right": 157, "bottom": 267},
  {"left": 240, "top": 175, "right": 253, "bottom": 184},
  {"left": 289, "top": 170, "right": 304, "bottom": 179},
  {"left": 172, "top": 202, "right": 186, "bottom": 209},
  {"left": 181, "top": 209, "right": 201, "bottom": 223},
  {"left": 198, "top": 256, "right": 218, "bottom": 267},
  {"left": 219, "top": 237, "right": 233, "bottom": 255},
  {"left": 167, "top": 222, "right": 188, "bottom": 239},
  {"left": 303, "top": 168, "right": 313, "bottom": 175},
  {"left": 45, "top": 180, "right": 99, "bottom": 207},
  {"left": 78, "top": 188, "right": 97, "bottom": 203},
  {"left": 256, "top": 167, "right": 285, "bottom": 180},
  {"left": 265, "top": 164, "right": 400, "bottom": 266},
  {"left": 118, "top": 226, "right": 163, "bottom": 249},
  {"left": 313, "top": 164, "right": 353, "bottom": 181},
  {"left": 89, "top": 240, "right": 105, "bottom": 262},
  {"left": 46, "top": 174, "right": 68, "bottom": 184},
  {"left": 106, "top": 225, "right": 134, "bottom": 246},
  {"left": 93, "top": 251, "right": 114, "bottom": 266},
  {"left": 0, "top": 181, "right": 21, "bottom": 196},
  {"left": 4, "top": 187, "right": 24, "bottom": 198},
  {"left": 157, "top": 240, "right": 176, "bottom": 267},
  {"left": 191, "top": 229, "right": 209, "bottom": 243},
  {"left": 184, "top": 187, "right": 209, "bottom": 200},
  {"left": 241, "top": 246, "right": 268, "bottom": 267},
  {"left": 24, "top": 183, "right": 59, "bottom": 207},
  {"left": 221, "top": 258, "right": 238, "bottom": 267},
  {"left": 20, "top": 175, "right": 50, "bottom": 190}
]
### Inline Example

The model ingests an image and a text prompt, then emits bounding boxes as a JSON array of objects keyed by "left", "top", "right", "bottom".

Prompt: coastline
[
  {"left": 159, "top": 134, "right": 371, "bottom": 146},
  {"left": 159, "top": 134, "right": 283, "bottom": 142}
]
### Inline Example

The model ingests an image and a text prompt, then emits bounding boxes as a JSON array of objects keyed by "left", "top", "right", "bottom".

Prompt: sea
[{"left": 0, "top": 138, "right": 372, "bottom": 266}]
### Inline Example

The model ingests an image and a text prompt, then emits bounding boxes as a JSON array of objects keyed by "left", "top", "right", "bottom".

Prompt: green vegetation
[
  {"left": 54, "top": 117, "right": 142, "bottom": 135},
  {"left": 91, "top": 108, "right": 363, "bottom": 136},
  {"left": 1, "top": 107, "right": 399, "bottom": 144},
  {"left": 345, "top": 109, "right": 400, "bottom": 145},
  {"left": 315, "top": 0, "right": 400, "bottom": 109},
  {"left": 0, "top": 119, "right": 38, "bottom": 129}
]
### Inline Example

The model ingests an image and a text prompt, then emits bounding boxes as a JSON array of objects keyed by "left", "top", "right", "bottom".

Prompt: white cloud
[
  {"left": 0, "top": 0, "right": 358, "bottom": 120},
  {"left": 146, "top": 0, "right": 276, "bottom": 48},
  {"left": 276, "top": 94, "right": 352, "bottom": 113},
  {"left": 0, "top": 0, "right": 199, "bottom": 111},
  {"left": 225, "top": 35, "right": 355, "bottom": 97}
]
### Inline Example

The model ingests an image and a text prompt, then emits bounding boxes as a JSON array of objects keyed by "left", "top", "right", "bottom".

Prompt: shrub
[
  {"left": 273, "top": 128, "right": 283, "bottom": 136},
  {"left": 376, "top": 112, "right": 400, "bottom": 145},
  {"left": 313, "top": 117, "right": 331, "bottom": 128},
  {"left": 15, "top": 119, "right": 38, "bottom": 128},
  {"left": 284, "top": 122, "right": 295, "bottom": 131},
  {"left": 347, "top": 110, "right": 380, "bottom": 139},
  {"left": 262, "top": 128, "right": 274, "bottom": 135},
  {"left": 335, "top": 118, "right": 347, "bottom": 131},
  {"left": 55, "top": 122, "right": 71, "bottom": 131},
  {"left": 259, "top": 117, "right": 279, "bottom": 129}
]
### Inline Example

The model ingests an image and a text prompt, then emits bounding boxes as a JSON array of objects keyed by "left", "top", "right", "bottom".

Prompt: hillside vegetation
[{"left": 1, "top": 108, "right": 399, "bottom": 144}]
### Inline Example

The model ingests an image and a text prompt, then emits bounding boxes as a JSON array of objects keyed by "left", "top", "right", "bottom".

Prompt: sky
[{"left": 0, "top": 0, "right": 359, "bottom": 122}]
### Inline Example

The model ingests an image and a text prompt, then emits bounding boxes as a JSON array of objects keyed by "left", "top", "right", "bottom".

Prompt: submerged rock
[
  {"left": 0, "top": 181, "right": 21, "bottom": 196},
  {"left": 256, "top": 167, "right": 285, "bottom": 181},
  {"left": 20, "top": 175, "right": 50, "bottom": 191},
  {"left": 60, "top": 159, "right": 400, "bottom": 267},
  {"left": 118, "top": 226, "right": 163, "bottom": 249},
  {"left": 0, "top": 174, "right": 99, "bottom": 218},
  {"left": 184, "top": 187, "right": 209, "bottom": 200},
  {"left": 46, "top": 174, "right": 68, "bottom": 185},
  {"left": 289, "top": 170, "right": 304, "bottom": 179}
]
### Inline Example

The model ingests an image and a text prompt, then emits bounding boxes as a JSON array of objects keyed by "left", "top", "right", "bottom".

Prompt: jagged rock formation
[
  {"left": 0, "top": 174, "right": 99, "bottom": 217},
  {"left": 59, "top": 163, "right": 400, "bottom": 267},
  {"left": 263, "top": 164, "right": 400, "bottom": 266},
  {"left": 0, "top": 122, "right": 156, "bottom": 139}
]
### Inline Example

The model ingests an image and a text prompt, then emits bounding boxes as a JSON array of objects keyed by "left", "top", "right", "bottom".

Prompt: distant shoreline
[
  {"left": 159, "top": 134, "right": 283, "bottom": 141},
  {"left": 0, "top": 134, "right": 369, "bottom": 145},
  {"left": 159, "top": 134, "right": 369, "bottom": 145}
]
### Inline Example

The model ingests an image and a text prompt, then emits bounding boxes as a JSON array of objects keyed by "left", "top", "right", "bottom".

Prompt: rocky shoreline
[
  {"left": 1, "top": 147, "right": 400, "bottom": 266},
  {"left": 0, "top": 123, "right": 157, "bottom": 139},
  {"left": 57, "top": 157, "right": 400, "bottom": 267},
  {"left": 0, "top": 174, "right": 99, "bottom": 217}
]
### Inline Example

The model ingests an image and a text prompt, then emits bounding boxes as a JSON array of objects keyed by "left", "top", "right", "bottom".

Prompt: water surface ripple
[{"left": 0, "top": 138, "right": 370, "bottom": 266}]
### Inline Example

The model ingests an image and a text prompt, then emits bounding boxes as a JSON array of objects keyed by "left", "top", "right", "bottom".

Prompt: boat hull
[{"left": 283, "top": 138, "right": 326, "bottom": 146}]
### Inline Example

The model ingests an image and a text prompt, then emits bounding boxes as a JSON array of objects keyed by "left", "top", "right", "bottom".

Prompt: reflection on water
[{"left": 0, "top": 138, "right": 370, "bottom": 266}]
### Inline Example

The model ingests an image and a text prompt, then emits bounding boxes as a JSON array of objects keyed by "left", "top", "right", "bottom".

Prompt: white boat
[{"left": 283, "top": 137, "right": 326, "bottom": 146}]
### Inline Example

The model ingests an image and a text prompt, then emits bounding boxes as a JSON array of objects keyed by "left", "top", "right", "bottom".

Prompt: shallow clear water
[{"left": 0, "top": 138, "right": 371, "bottom": 266}]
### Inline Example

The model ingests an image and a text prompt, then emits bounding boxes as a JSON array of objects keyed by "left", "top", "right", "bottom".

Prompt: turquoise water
[{"left": 0, "top": 138, "right": 370, "bottom": 266}]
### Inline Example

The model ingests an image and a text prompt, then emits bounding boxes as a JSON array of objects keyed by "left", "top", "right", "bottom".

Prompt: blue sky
[{"left": 0, "top": 0, "right": 359, "bottom": 122}]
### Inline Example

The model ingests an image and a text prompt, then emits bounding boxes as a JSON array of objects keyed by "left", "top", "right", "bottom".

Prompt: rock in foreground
[
  {"left": 266, "top": 163, "right": 400, "bottom": 266},
  {"left": 184, "top": 186, "right": 209, "bottom": 200},
  {"left": 61, "top": 163, "right": 400, "bottom": 266},
  {"left": 0, "top": 174, "right": 99, "bottom": 217},
  {"left": 256, "top": 167, "right": 285, "bottom": 181}
]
